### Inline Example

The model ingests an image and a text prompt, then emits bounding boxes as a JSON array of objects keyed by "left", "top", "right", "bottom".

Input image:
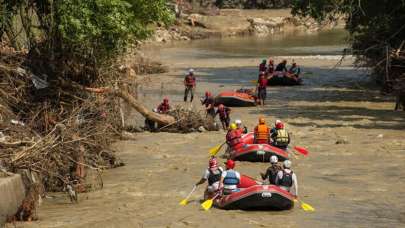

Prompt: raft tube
[
  {"left": 267, "top": 73, "right": 302, "bottom": 86},
  {"left": 218, "top": 176, "right": 295, "bottom": 210},
  {"left": 230, "top": 143, "right": 289, "bottom": 162},
  {"left": 215, "top": 91, "right": 256, "bottom": 107}
]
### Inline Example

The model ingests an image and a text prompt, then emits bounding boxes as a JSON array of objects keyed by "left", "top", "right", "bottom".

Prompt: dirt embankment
[{"left": 148, "top": 9, "right": 344, "bottom": 43}]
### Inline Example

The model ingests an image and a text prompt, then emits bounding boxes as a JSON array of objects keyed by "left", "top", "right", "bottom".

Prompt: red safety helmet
[
  {"left": 209, "top": 157, "right": 218, "bottom": 170},
  {"left": 225, "top": 159, "right": 235, "bottom": 169},
  {"left": 276, "top": 121, "right": 284, "bottom": 129}
]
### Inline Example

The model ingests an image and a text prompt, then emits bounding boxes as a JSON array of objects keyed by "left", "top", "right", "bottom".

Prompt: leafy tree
[
  {"left": 291, "top": 0, "right": 405, "bottom": 80},
  {"left": 0, "top": 0, "right": 174, "bottom": 82}
]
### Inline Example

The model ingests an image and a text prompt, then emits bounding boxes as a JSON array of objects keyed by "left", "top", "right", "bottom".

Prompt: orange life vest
[{"left": 254, "top": 124, "right": 269, "bottom": 141}]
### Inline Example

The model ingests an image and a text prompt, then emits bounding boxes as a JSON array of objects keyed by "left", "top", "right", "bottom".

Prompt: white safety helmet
[
  {"left": 189, "top": 69, "right": 194, "bottom": 73},
  {"left": 270, "top": 155, "right": 278, "bottom": 164},
  {"left": 235, "top": 119, "right": 242, "bottom": 125},
  {"left": 152, "top": 108, "right": 158, "bottom": 113},
  {"left": 283, "top": 160, "right": 292, "bottom": 169},
  {"left": 275, "top": 119, "right": 282, "bottom": 125}
]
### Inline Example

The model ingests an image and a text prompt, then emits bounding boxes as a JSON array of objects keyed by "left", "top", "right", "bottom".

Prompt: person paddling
[
  {"left": 235, "top": 119, "right": 248, "bottom": 134},
  {"left": 275, "top": 160, "right": 298, "bottom": 197},
  {"left": 220, "top": 160, "right": 241, "bottom": 195},
  {"left": 260, "top": 155, "right": 282, "bottom": 185},
  {"left": 226, "top": 123, "right": 244, "bottom": 152},
  {"left": 288, "top": 62, "right": 301, "bottom": 79},
  {"left": 215, "top": 104, "right": 231, "bottom": 130},
  {"left": 195, "top": 157, "right": 224, "bottom": 199},
  {"left": 274, "top": 59, "right": 287, "bottom": 76}
]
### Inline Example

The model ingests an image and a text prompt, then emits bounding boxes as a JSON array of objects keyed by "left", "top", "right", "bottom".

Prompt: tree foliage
[
  {"left": 291, "top": 0, "right": 405, "bottom": 74},
  {"left": 0, "top": 0, "right": 173, "bottom": 80}
]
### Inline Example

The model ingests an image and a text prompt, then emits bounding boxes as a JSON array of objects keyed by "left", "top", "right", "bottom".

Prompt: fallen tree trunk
[{"left": 84, "top": 87, "right": 176, "bottom": 126}]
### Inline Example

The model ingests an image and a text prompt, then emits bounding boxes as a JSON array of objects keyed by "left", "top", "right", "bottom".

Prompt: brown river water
[{"left": 10, "top": 30, "right": 405, "bottom": 228}]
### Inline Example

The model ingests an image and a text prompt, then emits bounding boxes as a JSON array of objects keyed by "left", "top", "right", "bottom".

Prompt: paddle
[
  {"left": 201, "top": 193, "right": 220, "bottom": 211},
  {"left": 294, "top": 198, "right": 315, "bottom": 212},
  {"left": 179, "top": 185, "right": 197, "bottom": 206},
  {"left": 293, "top": 146, "right": 309, "bottom": 156},
  {"left": 209, "top": 142, "right": 226, "bottom": 156}
]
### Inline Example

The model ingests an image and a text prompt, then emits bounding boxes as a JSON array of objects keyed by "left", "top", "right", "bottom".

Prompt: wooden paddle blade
[
  {"left": 301, "top": 202, "right": 315, "bottom": 212},
  {"left": 179, "top": 199, "right": 188, "bottom": 206},
  {"left": 294, "top": 146, "right": 309, "bottom": 156},
  {"left": 209, "top": 144, "right": 222, "bottom": 156},
  {"left": 201, "top": 199, "right": 214, "bottom": 211}
]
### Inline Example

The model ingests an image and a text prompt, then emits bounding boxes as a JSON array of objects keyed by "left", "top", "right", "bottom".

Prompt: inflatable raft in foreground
[
  {"left": 216, "top": 175, "right": 295, "bottom": 210},
  {"left": 215, "top": 91, "right": 256, "bottom": 107}
]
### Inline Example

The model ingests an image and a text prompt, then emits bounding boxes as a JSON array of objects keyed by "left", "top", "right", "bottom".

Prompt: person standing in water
[
  {"left": 257, "top": 72, "right": 268, "bottom": 106},
  {"left": 184, "top": 69, "right": 196, "bottom": 103}
]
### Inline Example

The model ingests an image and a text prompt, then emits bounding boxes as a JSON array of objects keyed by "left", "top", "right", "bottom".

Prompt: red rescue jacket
[
  {"left": 226, "top": 129, "right": 243, "bottom": 148},
  {"left": 184, "top": 74, "right": 196, "bottom": 87}
]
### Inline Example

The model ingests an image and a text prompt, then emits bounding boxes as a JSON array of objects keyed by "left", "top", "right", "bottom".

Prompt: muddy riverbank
[{"left": 148, "top": 9, "right": 344, "bottom": 43}]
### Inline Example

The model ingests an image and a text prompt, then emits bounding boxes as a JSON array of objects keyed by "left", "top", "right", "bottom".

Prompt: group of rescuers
[
  {"left": 195, "top": 155, "right": 298, "bottom": 200},
  {"left": 194, "top": 117, "right": 296, "bottom": 200},
  {"left": 150, "top": 67, "right": 297, "bottom": 199},
  {"left": 152, "top": 59, "right": 300, "bottom": 129}
]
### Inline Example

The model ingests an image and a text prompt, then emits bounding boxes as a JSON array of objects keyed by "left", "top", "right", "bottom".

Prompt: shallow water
[{"left": 13, "top": 30, "right": 405, "bottom": 228}]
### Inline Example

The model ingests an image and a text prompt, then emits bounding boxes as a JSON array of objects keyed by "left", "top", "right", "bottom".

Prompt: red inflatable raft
[
  {"left": 230, "top": 143, "right": 289, "bottom": 162},
  {"left": 215, "top": 91, "right": 256, "bottom": 107},
  {"left": 217, "top": 175, "right": 295, "bottom": 210}
]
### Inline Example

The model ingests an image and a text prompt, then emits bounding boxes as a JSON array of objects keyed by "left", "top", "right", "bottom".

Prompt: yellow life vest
[{"left": 275, "top": 129, "right": 289, "bottom": 146}]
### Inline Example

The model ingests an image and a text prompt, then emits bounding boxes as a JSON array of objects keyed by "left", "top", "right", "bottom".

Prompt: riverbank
[
  {"left": 9, "top": 38, "right": 405, "bottom": 227},
  {"left": 147, "top": 9, "right": 344, "bottom": 43}
]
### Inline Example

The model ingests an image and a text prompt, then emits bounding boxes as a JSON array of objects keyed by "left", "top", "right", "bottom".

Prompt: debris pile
[
  {"left": 164, "top": 106, "right": 219, "bottom": 133},
  {"left": 0, "top": 48, "right": 123, "bottom": 221}
]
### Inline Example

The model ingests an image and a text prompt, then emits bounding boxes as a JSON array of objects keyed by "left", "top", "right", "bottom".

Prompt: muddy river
[{"left": 13, "top": 30, "right": 405, "bottom": 228}]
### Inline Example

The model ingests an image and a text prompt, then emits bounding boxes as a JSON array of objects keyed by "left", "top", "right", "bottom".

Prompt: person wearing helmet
[
  {"left": 215, "top": 104, "right": 231, "bottom": 130},
  {"left": 201, "top": 91, "right": 215, "bottom": 118},
  {"left": 275, "top": 160, "right": 298, "bottom": 196},
  {"left": 257, "top": 72, "right": 268, "bottom": 106},
  {"left": 259, "top": 59, "right": 267, "bottom": 72},
  {"left": 288, "top": 62, "right": 301, "bottom": 78},
  {"left": 254, "top": 117, "right": 270, "bottom": 144},
  {"left": 226, "top": 123, "right": 244, "bottom": 152},
  {"left": 184, "top": 69, "right": 196, "bottom": 102},
  {"left": 260, "top": 155, "right": 282, "bottom": 185},
  {"left": 235, "top": 119, "right": 248, "bottom": 134},
  {"left": 275, "top": 59, "right": 288, "bottom": 73},
  {"left": 270, "top": 120, "right": 290, "bottom": 149},
  {"left": 195, "top": 157, "right": 224, "bottom": 199},
  {"left": 267, "top": 58, "right": 275, "bottom": 75},
  {"left": 157, "top": 97, "right": 171, "bottom": 114},
  {"left": 220, "top": 159, "right": 241, "bottom": 195}
]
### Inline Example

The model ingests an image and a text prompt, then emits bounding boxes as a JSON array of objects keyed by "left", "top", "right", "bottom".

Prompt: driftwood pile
[
  {"left": 0, "top": 48, "right": 125, "bottom": 220},
  {"left": 163, "top": 106, "right": 219, "bottom": 133}
]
